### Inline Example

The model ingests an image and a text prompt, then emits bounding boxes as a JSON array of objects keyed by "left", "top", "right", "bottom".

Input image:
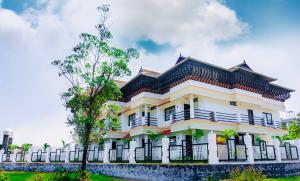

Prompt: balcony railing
[
  {"left": 131, "top": 117, "right": 158, "bottom": 128},
  {"left": 171, "top": 108, "right": 280, "bottom": 129}
]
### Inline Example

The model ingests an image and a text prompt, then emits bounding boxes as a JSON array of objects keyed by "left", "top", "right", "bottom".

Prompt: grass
[
  {"left": 0, "top": 171, "right": 124, "bottom": 181},
  {"left": 267, "top": 176, "right": 300, "bottom": 181}
]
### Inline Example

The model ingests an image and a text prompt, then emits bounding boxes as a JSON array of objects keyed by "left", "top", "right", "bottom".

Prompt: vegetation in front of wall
[
  {"left": 216, "top": 136, "right": 226, "bottom": 144},
  {"left": 255, "top": 136, "right": 263, "bottom": 143},
  {"left": 222, "top": 129, "right": 237, "bottom": 140},
  {"left": 21, "top": 144, "right": 32, "bottom": 152},
  {"left": 0, "top": 171, "right": 8, "bottom": 181},
  {"left": 147, "top": 131, "right": 162, "bottom": 142},
  {"left": 186, "top": 127, "right": 205, "bottom": 141},
  {"left": 43, "top": 143, "right": 50, "bottom": 151},
  {"left": 8, "top": 144, "right": 19, "bottom": 151},
  {"left": 287, "top": 121, "right": 300, "bottom": 140},
  {"left": 230, "top": 167, "right": 266, "bottom": 181}
]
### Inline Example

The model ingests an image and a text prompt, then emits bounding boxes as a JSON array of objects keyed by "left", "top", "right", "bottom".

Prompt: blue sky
[{"left": 0, "top": 0, "right": 300, "bottom": 145}]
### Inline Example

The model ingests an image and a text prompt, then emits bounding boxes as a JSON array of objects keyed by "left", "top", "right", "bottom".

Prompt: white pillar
[
  {"left": 129, "top": 140, "right": 137, "bottom": 163},
  {"left": 11, "top": 149, "right": 17, "bottom": 163},
  {"left": 27, "top": 147, "right": 33, "bottom": 163},
  {"left": 0, "top": 150, "right": 3, "bottom": 162},
  {"left": 189, "top": 95, "right": 195, "bottom": 119},
  {"left": 208, "top": 131, "right": 219, "bottom": 164},
  {"left": 45, "top": 146, "right": 51, "bottom": 163},
  {"left": 162, "top": 137, "right": 170, "bottom": 164},
  {"left": 294, "top": 139, "right": 300, "bottom": 161},
  {"left": 65, "top": 146, "right": 70, "bottom": 163},
  {"left": 244, "top": 133, "right": 254, "bottom": 164},
  {"left": 103, "top": 140, "right": 111, "bottom": 163},
  {"left": 156, "top": 106, "right": 164, "bottom": 126},
  {"left": 273, "top": 138, "right": 282, "bottom": 162}
]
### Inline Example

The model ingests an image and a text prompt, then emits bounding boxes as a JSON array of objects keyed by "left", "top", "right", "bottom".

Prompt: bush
[
  {"left": 0, "top": 171, "right": 8, "bottom": 181},
  {"left": 29, "top": 173, "right": 47, "bottom": 181},
  {"left": 230, "top": 167, "right": 266, "bottom": 181},
  {"left": 50, "top": 168, "right": 90, "bottom": 181}
]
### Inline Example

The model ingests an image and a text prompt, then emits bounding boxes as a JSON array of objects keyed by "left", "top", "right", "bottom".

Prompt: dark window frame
[
  {"left": 164, "top": 106, "right": 175, "bottom": 121},
  {"left": 169, "top": 136, "right": 176, "bottom": 146},
  {"left": 263, "top": 112, "right": 273, "bottom": 125},
  {"left": 128, "top": 113, "right": 136, "bottom": 126}
]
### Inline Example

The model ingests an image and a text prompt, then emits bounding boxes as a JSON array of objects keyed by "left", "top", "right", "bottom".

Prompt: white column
[
  {"left": 103, "top": 140, "right": 111, "bottom": 163},
  {"left": 45, "top": 146, "right": 51, "bottom": 163},
  {"left": 65, "top": 146, "right": 70, "bottom": 163},
  {"left": 273, "top": 138, "right": 282, "bottom": 162},
  {"left": 156, "top": 106, "right": 164, "bottom": 126},
  {"left": 129, "top": 140, "right": 137, "bottom": 163},
  {"left": 189, "top": 95, "right": 195, "bottom": 119},
  {"left": 162, "top": 137, "right": 170, "bottom": 164},
  {"left": 294, "top": 139, "right": 300, "bottom": 161},
  {"left": 244, "top": 133, "right": 254, "bottom": 164},
  {"left": 208, "top": 131, "right": 219, "bottom": 164},
  {"left": 0, "top": 150, "right": 3, "bottom": 162},
  {"left": 27, "top": 147, "right": 33, "bottom": 163},
  {"left": 11, "top": 149, "right": 17, "bottom": 163}
]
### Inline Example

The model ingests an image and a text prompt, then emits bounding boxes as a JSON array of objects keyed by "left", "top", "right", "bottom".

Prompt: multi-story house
[{"left": 100, "top": 56, "right": 298, "bottom": 164}]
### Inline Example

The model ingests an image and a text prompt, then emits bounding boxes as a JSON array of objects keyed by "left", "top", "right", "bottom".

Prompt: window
[
  {"left": 128, "top": 113, "right": 136, "bottom": 126},
  {"left": 169, "top": 136, "right": 176, "bottom": 146},
  {"left": 263, "top": 112, "right": 273, "bottom": 125},
  {"left": 165, "top": 106, "right": 175, "bottom": 121}
]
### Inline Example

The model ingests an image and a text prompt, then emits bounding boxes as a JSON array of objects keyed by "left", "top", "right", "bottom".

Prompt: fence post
[
  {"left": 0, "top": 149, "right": 4, "bottom": 162},
  {"left": 294, "top": 139, "right": 300, "bottom": 160},
  {"left": 45, "top": 146, "right": 51, "bottom": 163},
  {"left": 65, "top": 146, "right": 70, "bottom": 163},
  {"left": 129, "top": 140, "right": 136, "bottom": 163},
  {"left": 162, "top": 137, "right": 170, "bottom": 164},
  {"left": 273, "top": 138, "right": 282, "bottom": 162},
  {"left": 27, "top": 147, "right": 33, "bottom": 163},
  {"left": 244, "top": 133, "right": 254, "bottom": 164},
  {"left": 11, "top": 149, "right": 17, "bottom": 163},
  {"left": 208, "top": 131, "right": 219, "bottom": 164},
  {"left": 103, "top": 140, "right": 111, "bottom": 163}
]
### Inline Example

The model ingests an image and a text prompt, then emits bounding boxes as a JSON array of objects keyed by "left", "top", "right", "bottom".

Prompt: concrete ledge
[{"left": 1, "top": 162, "right": 300, "bottom": 180}]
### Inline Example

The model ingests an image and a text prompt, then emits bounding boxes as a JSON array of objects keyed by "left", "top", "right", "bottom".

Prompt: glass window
[
  {"left": 169, "top": 136, "right": 176, "bottom": 146},
  {"left": 165, "top": 106, "right": 175, "bottom": 121},
  {"left": 263, "top": 112, "right": 273, "bottom": 125},
  {"left": 128, "top": 113, "right": 136, "bottom": 126}
]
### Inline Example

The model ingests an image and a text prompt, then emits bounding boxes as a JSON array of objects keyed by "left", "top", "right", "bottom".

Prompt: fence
[
  {"left": 217, "top": 139, "right": 247, "bottom": 162},
  {"left": 253, "top": 141, "right": 276, "bottom": 161},
  {"left": 1, "top": 151, "right": 12, "bottom": 162},
  {"left": 169, "top": 141, "right": 208, "bottom": 162},
  {"left": 87, "top": 146, "right": 104, "bottom": 163},
  {"left": 69, "top": 146, "right": 83, "bottom": 162},
  {"left": 109, "top": 145, "right": 129, "bottom": 163},
  {"left": 16, "top": 151, "right": 26, "bottom": 162},
  {"left": 280, "top": 143, "right": 299, "bottom": 161},
  {"left": 49, "top": 149, "right": 66, "bottom": 162},
  {"left": 31, "top": 149, "right": 46, "bottom": 162},
  {"left": 135, "top": 143, "right": 162, "bottom": 163}
]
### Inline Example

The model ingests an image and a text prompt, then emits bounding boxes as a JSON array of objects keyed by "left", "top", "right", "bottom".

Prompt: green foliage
[
  {"left": 28, "top": 173, "right": 47, "bottom": 181},
  {"left": 0, "top": 171, "right": 8, "bottom": 181},
  {"left": 61, "top": 140, "right": 70, "bottom": 150},
  {"left": 193, "top": 129, "right": 205, "bottom": 141},
  {"left": 21, "top": 144, "right": 32, "bottom": 152},
  {"left": 50, "top": 168, "right": 91, "bottom": 181},
  {"left": 147, "top": 131, "right": 161, "bottom": 142},
  {"left": 43, "top": 143, "right": 50, "bottom": 151},
  {"left": 230, "top": 167, "right": 266, "bottom": 181},
  {"left": 8, "top": 144, "right": 18, "bottom": 151},
  {"left": 222, "top": 129, "right": 237, "bottom": 139},
  {"left": 287, "top": 121, "right": 300, "bottom": 139},
  {"left": 255, "top": 136, "right": 263, "bottom": 143},
  {"left": 51, "top": 4, "right": 138, "bottom": 170}
]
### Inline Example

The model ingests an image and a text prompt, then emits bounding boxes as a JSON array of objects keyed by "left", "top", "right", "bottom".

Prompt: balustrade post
[
  {"left": 208, "top": 131, "right": 219, "bottom": 164},
  {"left": 162, "top": 137, "right": 170, "bottom": 164},
  {"left": 11, "top": 149, "right": 17, "bottom": 163},
  {"left": 45, "top": 146, "right": 51, "bottom": 163},
  {"left": 213, "top": 111, "right": 217, "bottom": 121},
  {"left": 293, "top": 139, "right": 300, "bottom": 160},
  {"left": 189, "top": 95, "right": 195, "bottom": 119},
  {"left": 103, "top": 140, "right": 111, "bottom": 163},
  {"left": 0, "top": 149, "right": 4, "bottom": 162},
  {"left": 129, "top": 140, "right": 137, "bottom": 163},
  {"left": 65, "top": 146, "right": 70, "bottom": 163},
  {"left": 244, "top": 133, "right": 254, "bottom": 164},
  {"left": 27, "top": 147, "right": 33, "bottom": 163},
  {"left": 273, "top": 138, "right": 282, "bottom": 162}
]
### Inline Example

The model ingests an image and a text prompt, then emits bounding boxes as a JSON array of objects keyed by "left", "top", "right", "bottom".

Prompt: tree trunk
[{"left": 81, "top": 123, "right": 92, "bottom": 171}]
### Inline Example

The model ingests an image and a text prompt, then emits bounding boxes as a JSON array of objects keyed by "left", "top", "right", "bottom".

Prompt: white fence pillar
[
  {"left": 244, "top": 133, "right": 254, "bottom": 164},
  {"left": 45, "top": 146, "right": 51, "bottom": 163},
  {"left": 65, "top": 146, "right": 70, "bottom": 163},
  {"left": 189, "top": 95, "right": 195, "bottom": 119},
  {"left": 208, "top": 131, "right": 219, "bottom": 164},
  {"left": 11, "top": 149, "right": 17, "bottom": 163},
  {"left": 273, "top": 138, "right": 282, "bottom": 162},
  {"left": 294, "top": 139, "right": 300, "bottom": 161},
  {"left": 129, "top": 140, "right": 137, "bottom": 163},
  {"left": 27, "top": 147, "right": 33, "bottom": 163},
  {"left": 103, "top": 140, "right": 111, "bottom": 163},
  {"left": 162, "top": 137, "right": 170, "bottom": 164},
  {"left": 0, "top": 150, "right": 4, "bottom": 162}
]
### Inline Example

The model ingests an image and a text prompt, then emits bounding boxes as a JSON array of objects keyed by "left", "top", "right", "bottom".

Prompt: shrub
[
  {"left": 28, "top": 173, "right": 47, "bottom": 181},
  {"left": 50, "top": 168, "right": 90, "bottom": 181},
  {"left": 217, "top": 136, "right": 226, "bottom": 144},
  {"left": 0, "top": 171, "right": 8, "bottom": 181},
  {"left": 230, "top": 167, "right": 266, "bottom": 181}
]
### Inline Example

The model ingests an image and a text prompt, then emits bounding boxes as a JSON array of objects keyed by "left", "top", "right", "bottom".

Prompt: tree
[
  {"left": 52, "top": 4, "right": 138, "bottom": 171},
  {"left": 287, "top": 121, "right": 300, "bottom": 139}
]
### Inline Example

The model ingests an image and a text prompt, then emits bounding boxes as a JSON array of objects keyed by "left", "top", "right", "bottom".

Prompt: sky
[{"left": 0, "top": 0, "right": 300, "bottom": 146}]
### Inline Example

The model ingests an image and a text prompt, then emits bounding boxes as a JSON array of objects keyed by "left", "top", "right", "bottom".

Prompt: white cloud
[{"left": 0, "top": 0, "right": 298, "bottom": 146}]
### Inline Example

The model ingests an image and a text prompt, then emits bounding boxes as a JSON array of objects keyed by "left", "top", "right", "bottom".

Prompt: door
[
  {"left": 184, "top": 135, "right": 193, "bottom": 160},
  {"left": 227, "top": 139, "right": 236, "bottom": 160},
  {"left": 184, "top": 104, "right": 191, "bottom": 120},
  {"left": 248, "top": 109, "right": 254, "bottom": 125},
  {"left": 116, "top": 145, "right": 123, "bottom": 161}
]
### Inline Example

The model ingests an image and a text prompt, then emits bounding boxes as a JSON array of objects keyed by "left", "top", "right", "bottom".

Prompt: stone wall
[{"left": 1, "top": 162, "right": 300, "bottom": 180}]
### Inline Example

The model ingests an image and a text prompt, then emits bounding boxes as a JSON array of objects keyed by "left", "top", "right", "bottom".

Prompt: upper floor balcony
[{"left": 131, "top": 117, "right": 158, "bottom": 128}]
